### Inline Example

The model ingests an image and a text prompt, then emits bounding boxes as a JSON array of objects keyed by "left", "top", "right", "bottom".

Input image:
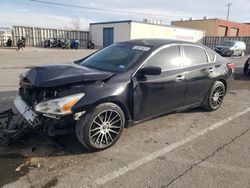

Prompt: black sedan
[{"left": 12, "top": 39, "right": 234, "bottom": 151}]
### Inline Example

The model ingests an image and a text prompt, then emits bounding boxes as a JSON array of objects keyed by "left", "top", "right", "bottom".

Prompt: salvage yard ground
[{"left": 0, "top": 48, "right": 250, "bottom": 188}]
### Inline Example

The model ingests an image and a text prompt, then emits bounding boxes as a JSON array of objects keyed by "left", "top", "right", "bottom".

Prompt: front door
[
  {"left": 103, "top": 28, "right": 114, "bottom": 47},
  {"left": 133, "top": 45, "right": 186, "bottom": 121}
]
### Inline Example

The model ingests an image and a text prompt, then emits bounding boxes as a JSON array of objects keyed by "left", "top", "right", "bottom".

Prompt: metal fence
[
  {"left": 1, "top": 26, "right": 90, "bottom": 48},
  {"left": 204, "top": 36, "right": 250, "bottom": 54}
]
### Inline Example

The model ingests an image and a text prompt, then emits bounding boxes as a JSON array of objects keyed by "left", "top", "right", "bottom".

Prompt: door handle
[
  {"left": 176, "top": 75, "right": 185, "bottom": 82},
  {"left": 208, "top": 67, "right": 215, "bottom": 72}
]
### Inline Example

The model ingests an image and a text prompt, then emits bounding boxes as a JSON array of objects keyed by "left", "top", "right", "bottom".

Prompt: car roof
[{"left": 119, "top": 39, "right": 195, "bottom": 48}]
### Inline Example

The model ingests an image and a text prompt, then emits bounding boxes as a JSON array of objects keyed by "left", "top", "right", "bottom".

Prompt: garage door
[{"left": 103, "top": 28, "right": 114, "bottom": 47}]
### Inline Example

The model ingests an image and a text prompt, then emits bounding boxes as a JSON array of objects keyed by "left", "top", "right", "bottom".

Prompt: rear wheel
[
  {"left": 75, "top": 103, "right": 125, "bottom": 151},
  {"left": 202, "top": 81, "right": 225, "bottom": 111}
]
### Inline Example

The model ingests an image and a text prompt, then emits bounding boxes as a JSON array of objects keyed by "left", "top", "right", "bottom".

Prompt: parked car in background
[
  {"left": 215, "top": 41, "right": 246, "bottom": 57},
  {"left": 244, "top": 56, "right": 250, "bottom": 75},
  {"left": 6, "top": 39, "right": 234, "bottom": 151}
]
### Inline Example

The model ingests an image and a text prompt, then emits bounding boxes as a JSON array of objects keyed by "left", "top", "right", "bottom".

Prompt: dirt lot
[{"left": 0, "top": 48, "right": 250, "bottom": 188}]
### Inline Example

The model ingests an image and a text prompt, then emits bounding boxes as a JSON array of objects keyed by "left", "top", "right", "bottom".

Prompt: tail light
[{"left": 228, "top": 63, "right": 235, "bottom": 73}]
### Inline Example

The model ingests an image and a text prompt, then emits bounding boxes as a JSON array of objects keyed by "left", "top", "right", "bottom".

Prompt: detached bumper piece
[
  {"left": 0, "top": 97, "right": 40, "bottom": 147},
  {"left": 0, "top": 96, "right": 76, "bottom": 147},
  {"left": 14, "top": 96, "right": 39, "bottom": 127},
  {"left": 0, "top": 108, "right": 28, "bottom": 146}
]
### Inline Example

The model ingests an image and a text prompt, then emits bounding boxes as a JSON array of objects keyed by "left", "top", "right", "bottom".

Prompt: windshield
[
  {"left": 222, "top": 41, "right": 235, "bottom": 47},
  {"left": 80, "top": 43, "right": 151, "bottom": 72}
]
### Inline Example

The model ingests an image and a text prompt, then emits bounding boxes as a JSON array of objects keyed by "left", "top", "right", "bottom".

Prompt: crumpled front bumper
[{"left": 13, "top": 96, "right": 39, "bottom": 127}]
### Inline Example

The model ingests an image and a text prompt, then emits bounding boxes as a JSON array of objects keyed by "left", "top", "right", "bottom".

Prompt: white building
[
  {"left": 0, "top": 27, "right": 12, "bottom": 46},
  {"left": 90, "top": 20, "right": 205, "bottom": 47}
]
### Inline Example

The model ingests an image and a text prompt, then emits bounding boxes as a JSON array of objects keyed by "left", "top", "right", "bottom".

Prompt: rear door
[
  {"left": 182, "top": 45, "right": 215, "bottom": 105},
  {"left": 133, "top": 45, "right": 186, "bottom": 121}
]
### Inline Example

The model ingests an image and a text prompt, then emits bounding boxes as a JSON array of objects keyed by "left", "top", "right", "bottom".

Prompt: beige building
[
  {"left": 171, "top": 18, "right": 250, "bottom": 37},
  {"left": 0, "top": 27, "right": 12, "bottom": 46},
  {"left": 90, "top": 20, "right": 205, "bottom": 47}
]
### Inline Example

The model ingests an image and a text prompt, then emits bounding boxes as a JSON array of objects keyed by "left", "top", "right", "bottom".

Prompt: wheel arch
[
  {"left": 217, "top": 78, "right": 227, "bottom": 92},
  {"left": 92, "top": 98, "right": 132, "bottom": 127}
]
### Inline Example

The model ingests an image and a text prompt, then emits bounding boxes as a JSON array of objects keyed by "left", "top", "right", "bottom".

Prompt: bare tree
[{"left": 70, "top": 18, "right": 81, "bottom": 31}]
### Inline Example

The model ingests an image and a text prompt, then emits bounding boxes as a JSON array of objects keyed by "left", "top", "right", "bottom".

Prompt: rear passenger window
[
  {"left": 207, "top": 51, "right": 216, "bottom": 62},
  {"left": 145, "top": 45, "right": 181, "bottom": 70},
  {"left": 183, "top": 46, "right": 208, "bottom": 66}
]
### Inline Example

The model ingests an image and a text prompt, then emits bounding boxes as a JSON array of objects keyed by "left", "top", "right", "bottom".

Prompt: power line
[{"left": 29, "top": 0, "right": 181, "bottom": 18}]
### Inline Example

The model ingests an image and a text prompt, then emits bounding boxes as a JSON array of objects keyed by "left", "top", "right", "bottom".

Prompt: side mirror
[{"left": 140, "top": 66, "right": 162, "bottom": 76}]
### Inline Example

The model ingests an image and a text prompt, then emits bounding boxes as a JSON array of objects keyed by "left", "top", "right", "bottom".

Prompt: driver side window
[{"left": 145, "top": 45, "right": 181, "bottom": 71}]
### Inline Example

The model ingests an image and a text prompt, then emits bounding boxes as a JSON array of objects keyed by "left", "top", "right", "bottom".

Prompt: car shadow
[{"left": 234, "top": 67, "right": 250, "bottom": 81}]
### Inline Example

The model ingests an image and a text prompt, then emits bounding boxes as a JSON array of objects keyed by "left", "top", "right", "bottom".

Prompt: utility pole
[{"left": 226, "top": 3, "right": 232, "bottom": 20}]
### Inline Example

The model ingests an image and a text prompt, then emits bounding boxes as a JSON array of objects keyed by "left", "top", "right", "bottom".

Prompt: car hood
[
  {"left": 215, "top": 45, "right": 231, "bottom": 49},
  {"left": 21, "top": 63, "right": 114, "bottom": 88}
]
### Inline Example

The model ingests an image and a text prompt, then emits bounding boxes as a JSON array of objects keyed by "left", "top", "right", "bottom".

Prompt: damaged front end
[
  {"left": 0, "top": 79, "right": 81, "bottom": 147},
  {"left": 0, "top": 63, "right": 113, "bottom": 147}
]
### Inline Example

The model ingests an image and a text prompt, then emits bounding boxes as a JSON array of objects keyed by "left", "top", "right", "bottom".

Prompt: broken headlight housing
[{"left": 35, "top": 93, "right": 85, "bottom": 115}]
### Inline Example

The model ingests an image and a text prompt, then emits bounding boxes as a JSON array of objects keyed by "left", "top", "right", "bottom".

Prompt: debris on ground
[{"left": 15, "top": 158, "right": 41, "bottom": 172}]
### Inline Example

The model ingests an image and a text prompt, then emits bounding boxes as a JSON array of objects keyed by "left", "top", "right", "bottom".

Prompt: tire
[
  {"left": 241, "top": 51, "right": 245, "bottom": 57},
  {"left": 244, "top": 59, "right": 250, "bottom": 75},
  {"left": 230, "top": 51, "right": 234, "bottom": 57},
  {"left": 75, "top": 103, "right": 125, "bottom": 151},
  {"left": 202, "top": 81, "right": 226, "bottom": 111}
]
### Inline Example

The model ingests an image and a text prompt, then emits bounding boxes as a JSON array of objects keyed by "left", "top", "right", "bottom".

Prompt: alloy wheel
[
  {"left": 89, "top": 110, "right": 122, "bottom": 148},
  {"left": 210, "top": 85, "right": 225, "bottom": 109}
]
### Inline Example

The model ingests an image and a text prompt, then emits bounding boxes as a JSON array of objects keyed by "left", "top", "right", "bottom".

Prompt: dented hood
[{"left": 21, "top": 63, "right": 114, "bottom": 88}]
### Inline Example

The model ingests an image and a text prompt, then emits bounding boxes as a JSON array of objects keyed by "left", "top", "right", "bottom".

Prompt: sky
[{"left": 0, "top": 0, "right": 249, "bottom": 30}]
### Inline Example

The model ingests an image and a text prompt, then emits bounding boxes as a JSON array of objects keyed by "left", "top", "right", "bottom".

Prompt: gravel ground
[{"left": 0, "top": 48, "right": 250, "bottom": 188}]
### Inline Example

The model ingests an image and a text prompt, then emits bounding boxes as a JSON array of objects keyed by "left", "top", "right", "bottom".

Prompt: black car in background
[
  {"left": 13, "top": 39, "right": 234, "bottom": 151},
  {"left": 244, "top": 56, "right": 250, "bottom": 75},
  {"left": 215, "top": 41, "right": 246, "bottom": 57}
]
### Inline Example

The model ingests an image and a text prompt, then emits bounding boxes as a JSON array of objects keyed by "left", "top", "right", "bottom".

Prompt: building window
[
  {"left": 218, "top": 26, "right": 228, "bottom": 36},
  {"left": 231, "top": 27, "right": 239, "bottom": 37}
]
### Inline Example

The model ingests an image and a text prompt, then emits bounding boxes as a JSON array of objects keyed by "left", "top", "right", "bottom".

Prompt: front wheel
[
  {"left": 75, "top": 103, "right": 125, "bottom": 151},
  {"left": 202, "top": 81, "right": 226, "bottom": 111}
]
